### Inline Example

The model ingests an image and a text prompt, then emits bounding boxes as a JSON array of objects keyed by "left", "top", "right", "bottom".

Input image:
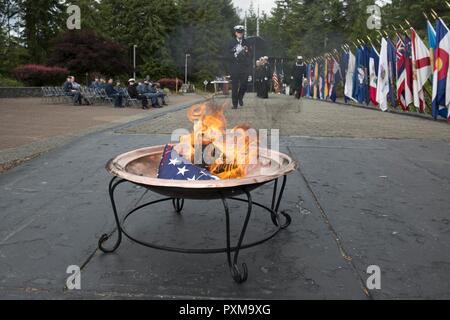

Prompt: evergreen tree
[
  {"left": 169, "top": 0, "right": 239, "bottom": 82},
  {"left": 99, "top": 0, "right": 179, "bottom": 80},
  {"left": 19, "top": 0, "right": 65, "bottom": 63}
]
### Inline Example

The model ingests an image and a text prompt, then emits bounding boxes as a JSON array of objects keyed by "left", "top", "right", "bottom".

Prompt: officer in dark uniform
[
  {"left": 227, "top": 25, "right": 252, "bottom": 109},
  {"left": 255, "top": 59, "right": 262, "bottom": 98},
  {"left": 260, "top": 56, "right": 271, "bottom": 99},
  {"left": 291, "top": 55, "right": 307, "bottom": 99}
]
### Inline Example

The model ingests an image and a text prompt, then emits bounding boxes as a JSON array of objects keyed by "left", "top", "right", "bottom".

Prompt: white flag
[
  {"left": 376, "top": 38, "right": 390, "bottom": 111},
  {"left": 344, "top": 51, "right": 357, "bottom": 102},
  {"left": 411, "top": 29, "right": 432, "bottom": 112}
]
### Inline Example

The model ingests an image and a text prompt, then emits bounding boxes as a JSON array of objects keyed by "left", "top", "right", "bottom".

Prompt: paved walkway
[
  {"left": 0, "top": 95, "right": 449, "bottom": 299},
  {"left": 0, "top": 95, "right": 206, "bottom": 172}
]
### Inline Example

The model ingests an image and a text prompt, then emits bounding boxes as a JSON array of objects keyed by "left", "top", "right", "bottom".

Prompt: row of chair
[{"left": 41, "top": 86, "right": 144, "bottom": 107}]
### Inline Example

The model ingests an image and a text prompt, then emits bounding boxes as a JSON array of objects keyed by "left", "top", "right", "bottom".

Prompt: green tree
[
  {"left": 99, "top": 0, "right": 179, "bottom": 80},
  {"left": 19, "top": 0, "right": 65, "bottom": 63},
  {"left": 169, "top": 0, "right": 239, "bottom": 83}
]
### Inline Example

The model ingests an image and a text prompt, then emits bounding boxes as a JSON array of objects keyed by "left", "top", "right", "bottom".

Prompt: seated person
[
  {"left": 63, "top": 76, "right": 83, "bottom": 105},
  {"left": 90, "top": 78, "right": 101, "bottom": 89},
  {"left": 137, "top": 80, "right": 162, "bottom": 108},
  {"left": 150, "top": 83, "right": 168, "bottom": 106},
  {"left": 127, "top": 79, "right": 149, "bottom": 109},
  {"left": 105, "top": 78, "right": 124, "bottom": 107},
  {"left": 99, "top": 78, "right": 107, "bottom": 90}
]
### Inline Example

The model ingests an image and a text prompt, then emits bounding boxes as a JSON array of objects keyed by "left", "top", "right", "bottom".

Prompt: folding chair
[{"left": 122, "top": 88, "right": 139, "bottom": 107}]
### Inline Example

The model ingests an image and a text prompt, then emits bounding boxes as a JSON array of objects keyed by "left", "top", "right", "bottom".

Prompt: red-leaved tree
[
  {"left": 14, "top": 64, "right": 69, "bottom": 86},
  {"left": 48, "top": 30, "right": 131, "bottom": 77}
]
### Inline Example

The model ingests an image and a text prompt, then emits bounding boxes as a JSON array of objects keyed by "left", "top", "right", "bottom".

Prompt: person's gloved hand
[
  {"left": 291, "top": 76, "right": 294, "bottom": 80},
  {"left": 248, "top": 76, "right": 253, "bottom": 82}
]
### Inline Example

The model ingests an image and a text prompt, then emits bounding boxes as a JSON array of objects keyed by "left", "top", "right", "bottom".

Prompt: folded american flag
[{"left": 157, "top": 144, "right": 219, "bottom": 181}]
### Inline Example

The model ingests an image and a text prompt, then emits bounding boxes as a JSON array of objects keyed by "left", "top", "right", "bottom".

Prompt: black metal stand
[{"left": 99, "top": 176, "right": 291, "bottom": 284}]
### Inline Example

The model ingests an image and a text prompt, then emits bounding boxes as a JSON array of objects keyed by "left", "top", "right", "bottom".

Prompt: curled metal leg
[
  {"left": 222, "top": 189, "right": 253, "bottom": 284},
  {"left": 99, "top": 177, "right": 127, "bottom": 253},
  {"left": 270, "top": 176, "right": 291, "bottom": 229},
  {"left": 172, "top": 198, "right": 185, "bottom": 214}
]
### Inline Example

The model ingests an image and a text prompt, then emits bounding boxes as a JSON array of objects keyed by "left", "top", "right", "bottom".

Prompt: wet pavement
[{"left": 0, "top": 95, "right": 449, "bottom": 299}]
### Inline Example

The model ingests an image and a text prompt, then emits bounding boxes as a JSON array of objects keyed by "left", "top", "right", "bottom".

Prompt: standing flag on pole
[
  {"left": 352, "top": 47, "right": 362, "bottom": 102},
  {"left": 272, "top": 62, "right": 281, "bottom": 94},
  {"left": 387, "top": 38, "right": 398, "bottom": 108},
  {"left": 313, "top": 62, "right": 319, "bottom": 99},
  {"left": 411, "top": 28, "right": 432, "bottom": 113},
  {"left": 363, "top": 46, "right": 370, "bottom": 105},
  {"left": 330, "top": 58, "right": 341, "bottom": 103},
  {"left": 305, "top": 63, "right": 311, "bottom": 97},
  {"left": 427, "top": 20, "right": 437, "bottom": 74},
  {"left": 396, "top": 36, "right": 409, "bottom": 110},
  {"left": 403, "top": 35, "right": 414, "bottom": 109},
  {"left": 324, "top": 59, "right": 329, "bottom": 99},
  {"left": 354, "top": 48, "right": 364, "bottom": 103},
  {"left": 432, "top": 19, "right": 450, "bottom": 121},
  {"left": 344, "top": 51, "right": 357, "bottom": 102},
  {"left": 341, "top": 51, "right": 350, "bottom": 103},
  {"left": 319, "top": 62, "right": 324, "bottom": 99},
  {"left": 369, "top": 46, "right": 379, "bottom": 106},
  {"left": 377, "top": 38, "right": 390, "bottom": 111}
]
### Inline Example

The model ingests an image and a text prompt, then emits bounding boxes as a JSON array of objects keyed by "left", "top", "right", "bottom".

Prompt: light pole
[
  {"left": 133, "top": 45, "right": 137, "bottom": 79},
  {"left": 185, "top": 53, "right": 190, "bottom": 85}
]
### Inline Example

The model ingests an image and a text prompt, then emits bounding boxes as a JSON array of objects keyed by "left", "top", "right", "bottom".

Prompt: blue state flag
[
  {"left": 432, "top": 19, "right": 450, "bottom": 121},
  {"left": 387, "top": 38, "right": 398, "bottom": 108}
]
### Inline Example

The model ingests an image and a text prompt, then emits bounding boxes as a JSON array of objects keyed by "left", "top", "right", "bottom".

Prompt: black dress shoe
[
  {"left": 239, "top": 99, "right": 244, "bottom": 107},
  {"left": 232, "top": 105, "right": 238, "bottom": 109}
]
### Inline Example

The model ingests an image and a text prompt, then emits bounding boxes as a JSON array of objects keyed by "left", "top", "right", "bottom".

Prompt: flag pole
[{"left": 430, "top": 9, "right": 439, "bottom": 19}]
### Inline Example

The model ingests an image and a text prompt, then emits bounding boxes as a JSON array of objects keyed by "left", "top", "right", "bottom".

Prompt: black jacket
[
  {"left": 105, "top": 84, "right": 118, "bottom": 97},
  {"left": 227, "top": 37, "right": 252, "bottom": 75},
  {"left": 292, "top": 63, "right": 307, "bottom": 82},
  {"left": 262, "top": 64, "right": 272, "bottom": 81},
  {"left": 63, "top": 81, "right": 73, "bottom": 93},
  {"left": 128, "top": 84, "right": 139, "bottom": 98}
]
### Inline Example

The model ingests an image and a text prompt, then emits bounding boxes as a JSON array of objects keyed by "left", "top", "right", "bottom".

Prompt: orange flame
[{"left": 174, "top": 103, "right": 258, "bottom": 179}]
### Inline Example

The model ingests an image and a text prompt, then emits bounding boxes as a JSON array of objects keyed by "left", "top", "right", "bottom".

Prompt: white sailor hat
[
  {"left": 234, "top": 25, "right": 245, "bottom": 32},
  {"left": 297, "top": 56, "right": 303, "bottom": 60},
  {"left": 128, "top": 78, "right": 136, "bottom": 83}
]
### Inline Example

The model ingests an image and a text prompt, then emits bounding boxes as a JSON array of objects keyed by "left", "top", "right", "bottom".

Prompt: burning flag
[
  {"left": 157, "top": 144, "right": 219, "bottom": 181},
  {"left": 173, "top": 103, "right": 259, "bottom": 180}
]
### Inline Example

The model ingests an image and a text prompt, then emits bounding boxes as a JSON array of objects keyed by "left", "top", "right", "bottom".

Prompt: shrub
[
  {"left": 0, "top": 74, "right": 24, "bottom": 87},
  {"left": 158, "top": 78, "right": 183, "bottom": 91},
  {"left": 13, "top": 64, "right": 69, "bottom": 86}
]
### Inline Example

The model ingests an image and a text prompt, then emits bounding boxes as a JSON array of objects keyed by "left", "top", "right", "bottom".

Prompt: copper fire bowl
[{"left": 106, "top": 145, "right": 296, "bottom": 200}]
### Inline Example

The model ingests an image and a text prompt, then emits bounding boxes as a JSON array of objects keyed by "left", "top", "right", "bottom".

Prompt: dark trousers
[
  {"left": 68, "top": 92, "right": 82, "bottom": 105},
  {"left": 231, "top": 72, "right": 248, "bottom": 107},
  {"left": 255, "top": 80, "right": 261, "bottom": 97},
  {"left": 137, "top": 94, "right": 148, "bottom": 108},
  {"left": 261, "top": 80, "right": 269, "bottom": 99},
  {"left": 110, "top": 93, "right": 123, "bottom": 107},
  {"left": 293, "top": 78, "right": 303, "bottom": 99}
]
